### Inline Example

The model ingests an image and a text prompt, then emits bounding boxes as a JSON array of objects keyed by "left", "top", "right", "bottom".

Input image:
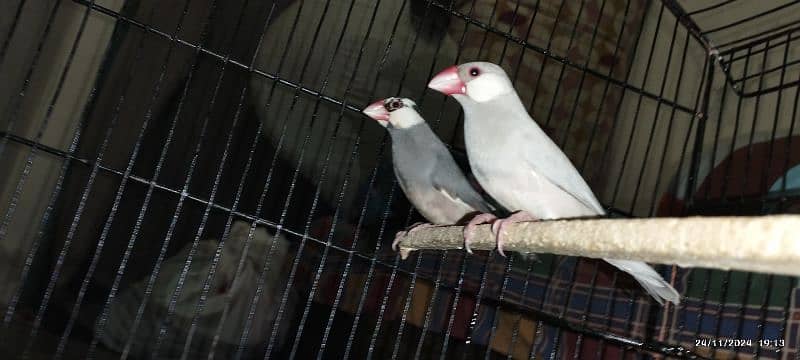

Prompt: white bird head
[
  {"left": 427, "top": 62, "right": 514, "bottom": 102},
  {"left": 361, "top": 97, "right": 423, "bottom": 129}
]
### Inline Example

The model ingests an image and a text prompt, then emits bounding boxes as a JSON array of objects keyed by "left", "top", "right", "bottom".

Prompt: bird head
[
  {"left": 361, "top": 97, "right": 423, "bottom": 129},
  {"left": 427, "top": 62, "right": 514, "bottom": 102}
]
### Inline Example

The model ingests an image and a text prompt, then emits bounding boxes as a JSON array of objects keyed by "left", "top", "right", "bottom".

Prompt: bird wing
[
  {"left": 430, "top": 158, "right": 493, "bottom": 214},
  {"left": 521, "top": 139, "right": 606, "bottom": 216}
]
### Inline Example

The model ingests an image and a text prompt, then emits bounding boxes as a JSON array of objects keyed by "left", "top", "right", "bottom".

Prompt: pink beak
[
  {"left": 362, "top": 99, "right": 389, "bottom": 121},
  {"left": 428, "top": 66, "right": 466, "bottom": 95}
]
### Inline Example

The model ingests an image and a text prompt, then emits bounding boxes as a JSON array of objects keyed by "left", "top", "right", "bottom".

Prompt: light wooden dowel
[{"left": 396, "top": 215, "right": 800, "bottom": 277}]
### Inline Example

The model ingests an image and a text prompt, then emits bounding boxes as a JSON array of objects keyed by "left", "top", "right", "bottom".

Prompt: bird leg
[
  {"left": 462, "top": 213, "right": 499, "bottom": 254},
  {"left": 492, "top": 211, "right": 538, "bottom": 257},
  {"left": 392, "top": 222, "right": 438, "bottom": 251}
]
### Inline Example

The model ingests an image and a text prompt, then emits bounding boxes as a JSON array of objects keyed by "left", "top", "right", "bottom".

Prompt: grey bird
[
  {"left": 427, "top": 62, "right": 680, "bottom": 305},
  {"left": 362, "top": 97, "right": 493, "bottom": 250}
]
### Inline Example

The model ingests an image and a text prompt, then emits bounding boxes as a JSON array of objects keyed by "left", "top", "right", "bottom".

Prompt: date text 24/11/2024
[{"left": 695, "top": 338, "right": 786, "bottom": 348}]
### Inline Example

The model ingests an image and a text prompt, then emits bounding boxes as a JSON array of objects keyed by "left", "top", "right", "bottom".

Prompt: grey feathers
[
  {"left": 389, "top": 122, "right": 492, "bottom": 224},
  {"left": 440, "top": 62, "right": 680, "bottom": 305},
  {"left": 362, "top": 97, "right": 493, "bottom": 226},
  {"left": 604, "top": 259, "right": 681, "bottom": 306}
]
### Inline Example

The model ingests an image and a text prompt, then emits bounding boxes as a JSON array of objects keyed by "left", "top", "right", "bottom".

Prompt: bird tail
[{"left": 603, "top": 259, "right": 680, "bottom": 305}]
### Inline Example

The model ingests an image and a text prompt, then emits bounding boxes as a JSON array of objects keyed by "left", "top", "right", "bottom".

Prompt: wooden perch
[{"left": 396, "top": 215, "right": 800, "bottom": 277}]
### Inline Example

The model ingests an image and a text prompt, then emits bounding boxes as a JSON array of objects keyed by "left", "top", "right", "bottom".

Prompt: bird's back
[
  {"left": 390, "top": 124, "right": 490, "bottom": 224},
  {"left": 461, "top": 94, "right": 604, "bottom": 218}
]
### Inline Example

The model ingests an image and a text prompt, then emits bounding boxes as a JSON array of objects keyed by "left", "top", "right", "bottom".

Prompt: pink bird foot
[
  {"left": 462, "top": 213, "right": 498, "bottom": 254},
  {"left": 491, "top": 211, "right": 538, "bottom": 257},
  {"left": 392, "top": 222, "right": 438, "bottom": 251}
]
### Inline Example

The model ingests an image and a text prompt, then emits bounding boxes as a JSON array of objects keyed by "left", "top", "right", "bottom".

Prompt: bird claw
[
  {"left": 392, "top": 222, "right": 436, "bottom": 251},
  {"left": 462, "top": 213, "right": 498, "bottom": 254},
  {"left": 497, "top": 237, "right": 506, "bottom": 258},
  {"left": 490, "top": 220, "right": 502, "bottom": 238},
  {"left": 493, "top": 211, "right": 538, "bottom": 257},
  {"left": 391, "top": 231, "right": 407, "bottom": 251}
]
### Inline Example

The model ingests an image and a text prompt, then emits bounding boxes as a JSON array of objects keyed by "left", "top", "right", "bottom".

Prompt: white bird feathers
[
  {"left": 364, "top": 63, "right": 681, "bottom": 306},
  {"left": 427, "top": 61, "right": 680, "bottom": 305}
]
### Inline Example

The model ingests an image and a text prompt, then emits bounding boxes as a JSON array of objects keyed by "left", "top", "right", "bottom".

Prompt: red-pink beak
[
  {"left": 428, "top": 66, "right": 466, "bottom": 95},
  {"left": 362, "top": 99, "right": 389, "bottom": 121}
]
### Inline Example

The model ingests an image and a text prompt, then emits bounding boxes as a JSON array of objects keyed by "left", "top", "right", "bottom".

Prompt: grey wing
[
  {"left": 431, "top": 156, "right": 493, "bottom": 214},
  {"left": 523, "top": 144, "right": 606, "bottom": 215}
]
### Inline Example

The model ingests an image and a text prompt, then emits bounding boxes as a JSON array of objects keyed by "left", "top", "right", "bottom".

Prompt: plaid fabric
[
  {"left": 675, "top": 296, "right": 791, "bottom": 359},
  {"left": 296, "top": 234, "right": 798, "bottom": 359},
  {"left": 785, "top": 290, "right": 800, "bottom": 360}
]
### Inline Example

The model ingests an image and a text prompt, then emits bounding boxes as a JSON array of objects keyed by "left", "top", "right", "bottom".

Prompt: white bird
[
  {"left": 427, "top": 62, "right": 680, "bottom": 305},
  {"left": 362, "top": 97, "right": 493, "bottom": 250}
]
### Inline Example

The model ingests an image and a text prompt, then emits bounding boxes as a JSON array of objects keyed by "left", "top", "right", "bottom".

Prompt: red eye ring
[{"left": 469, "top": 67, "right": 480, "bottom": 76}]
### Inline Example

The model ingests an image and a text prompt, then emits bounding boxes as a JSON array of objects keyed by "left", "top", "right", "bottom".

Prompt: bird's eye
[
  {"left": 387, "top": 99, "right": 402, "bottom": 110},
  {"left": 470, "top": 68, "right": 480, "bottom": 76}
]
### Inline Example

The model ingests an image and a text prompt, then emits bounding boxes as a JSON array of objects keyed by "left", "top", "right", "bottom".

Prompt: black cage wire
[{"left": 1, "top": 0, "right": 799, "bottom": 358}]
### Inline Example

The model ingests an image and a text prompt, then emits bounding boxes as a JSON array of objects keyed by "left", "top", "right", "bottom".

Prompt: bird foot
[
  {"left": 462, "top": 213, "right": 498, "bottom": 254},
  {"left": 392, "top": 222, "right": 437, "bottom": 251},
  {"left": 491, "top": 211, "right": 538, "bottom": 257}
]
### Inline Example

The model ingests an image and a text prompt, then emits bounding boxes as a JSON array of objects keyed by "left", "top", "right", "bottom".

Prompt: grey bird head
[
  {"left": 427, "top": 61, "right": 515, "bottom": 103},
  {"left": 361, "top": 97, "right": 423, "bottom": 129}
]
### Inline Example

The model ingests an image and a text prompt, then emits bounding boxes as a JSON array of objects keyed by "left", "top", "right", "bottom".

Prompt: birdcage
[{"left": 0, "top": 0, "right": 798, "bottom": 358}]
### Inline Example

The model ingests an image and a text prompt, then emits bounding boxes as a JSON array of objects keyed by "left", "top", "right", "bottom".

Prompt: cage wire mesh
[{"left": 0, "top": 0, "right": 799, "bottom": 358}]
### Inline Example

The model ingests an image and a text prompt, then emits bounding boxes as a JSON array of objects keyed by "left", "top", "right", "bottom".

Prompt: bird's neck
[
  {"left": 388, "top": 123, "right": 442, "bottom": 150},
  {"left": 459, "top": 93, "right": 532, "bottom": 131}
]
